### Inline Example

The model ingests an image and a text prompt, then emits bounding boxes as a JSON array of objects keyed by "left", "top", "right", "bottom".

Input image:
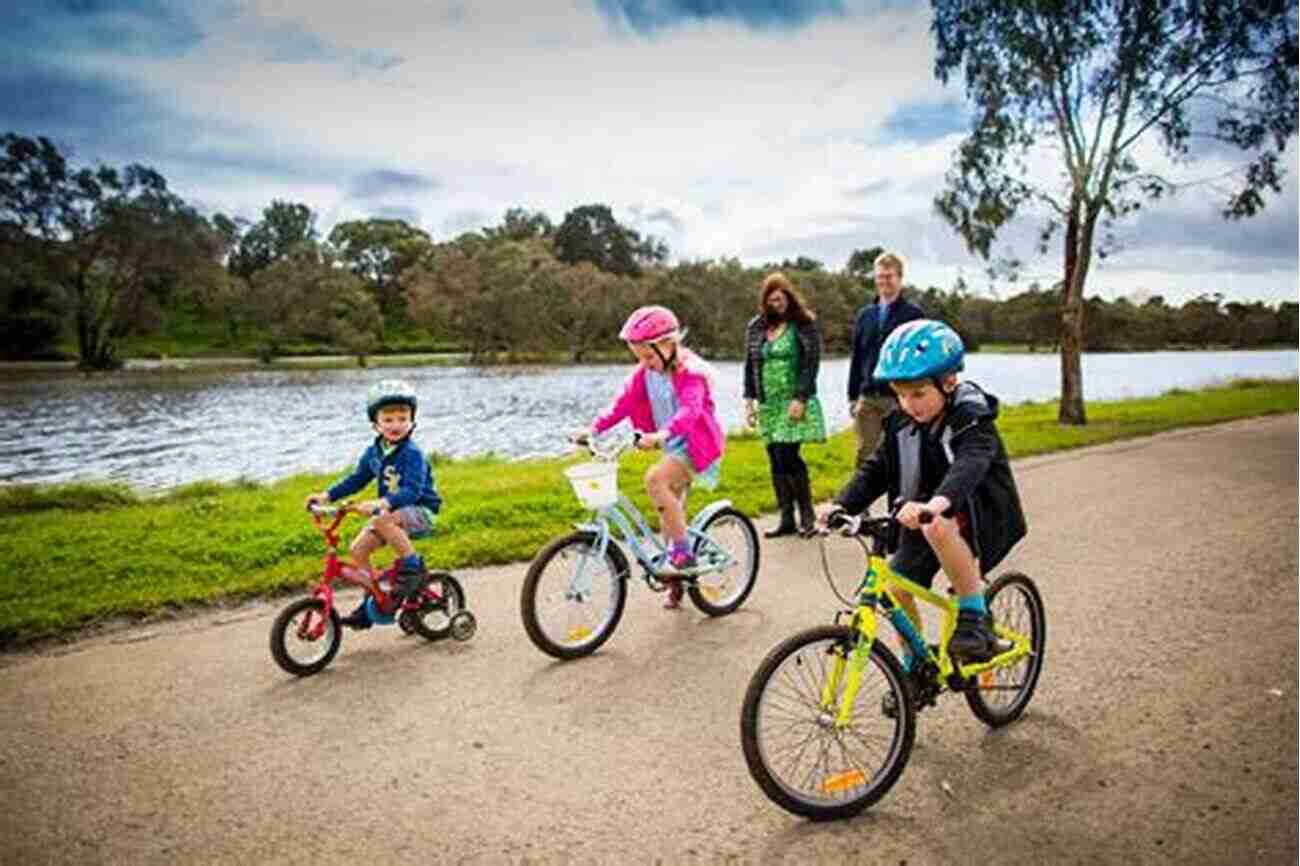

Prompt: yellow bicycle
[{"left": 739, "top": 509, "right": 1045, "bottom": 820}]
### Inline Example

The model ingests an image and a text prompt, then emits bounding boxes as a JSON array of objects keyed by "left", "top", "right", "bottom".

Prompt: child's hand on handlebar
[
  {"left": 896, "top": 496, "right": 950, "bottom": 530},
  {"left": 304, "top": 492, "right": 329, "bottom": 511},
  {"left": 637, "top": 431, "right": 665, "bottom": 450},
  {"left": 815, "top": 502, "right": 846, "bottom": 530}
]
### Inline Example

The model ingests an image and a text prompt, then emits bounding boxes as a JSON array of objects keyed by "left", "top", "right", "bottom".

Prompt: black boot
[
  {"left": 338, "top": 600, "right": 372, "bottom": 630},
  {"left": 764, "top": 474, "right": 798, "bottom": 538},
  {"left": 791, "top": 466, "right": 817, "bottom": 537}
]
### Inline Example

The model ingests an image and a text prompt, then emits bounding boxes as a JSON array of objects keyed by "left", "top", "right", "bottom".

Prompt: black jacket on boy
[{"left": 833, "top": 381, "right": 1027, "bottom": 573}]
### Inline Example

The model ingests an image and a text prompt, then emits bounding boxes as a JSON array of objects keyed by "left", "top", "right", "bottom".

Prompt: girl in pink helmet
[{"left": 586, "top": 305, "right": 725, "bottom": 609}]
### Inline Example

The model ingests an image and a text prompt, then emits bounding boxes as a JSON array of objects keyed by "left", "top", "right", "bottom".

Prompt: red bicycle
[{"left": 270, "top": 502, "right": 477, "bottom": 676}]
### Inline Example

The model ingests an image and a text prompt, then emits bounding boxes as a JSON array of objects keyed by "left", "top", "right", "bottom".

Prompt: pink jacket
[{"left": 592, "top": 350, "right": 724, "bottom": 472}]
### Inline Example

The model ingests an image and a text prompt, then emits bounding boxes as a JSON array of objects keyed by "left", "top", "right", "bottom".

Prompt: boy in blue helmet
[
  {"left": 818, "top": 319, "right": 1027, "bottom": 664},
  {"left": 305, "top": 379, "right": 442, "bottom": 629}
]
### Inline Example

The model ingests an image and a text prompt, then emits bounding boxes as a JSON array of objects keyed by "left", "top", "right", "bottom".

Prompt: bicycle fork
[{"left": 821, "top": 613, "right": 880, "bottom": 729}]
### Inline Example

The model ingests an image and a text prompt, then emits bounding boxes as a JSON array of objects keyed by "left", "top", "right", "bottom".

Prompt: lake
[{"left": 0, "top": 350, "right": 1294, "bottom": 491}]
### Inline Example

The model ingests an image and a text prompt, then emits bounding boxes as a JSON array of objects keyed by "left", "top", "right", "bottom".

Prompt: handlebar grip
[{"left": 917, "top": 510, "right": 935, "bottom": 526}]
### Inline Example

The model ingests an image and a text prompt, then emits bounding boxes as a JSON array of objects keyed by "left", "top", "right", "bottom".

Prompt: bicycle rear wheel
[
  {"left": 520, "top": 531, "right": 629, "bottom": 660},
  {"left": 402, "top": 572, "right": 468, "bottom": 641},
  {"left": 965, "top": 571, "right": 1046, "bottom": 727},
  {"left": 688, "top": 506, "right": 759, "bottom": 616},
  {"left": 740, "top": 625, "right": 915, "bottom": 820}
]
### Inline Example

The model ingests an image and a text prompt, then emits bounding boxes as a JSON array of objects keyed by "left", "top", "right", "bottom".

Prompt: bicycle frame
[
  {"left": 824, "top": 551, "right": 1034, "bottom": 728},
  {"left": 300, "top": 505, "right": 415, "bottom": 639},
  {"left": 573, "top": 492, "right": 738, "bottom": 583}
]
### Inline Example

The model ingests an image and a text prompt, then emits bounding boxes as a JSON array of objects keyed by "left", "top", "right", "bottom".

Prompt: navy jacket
[
  {"left": 846, "top": 293, "right": 924, "bottom": 401},
  {"left": 328, "top": 435, "right": 441, "bottom": 512},
  {"left": 833, "top": 382, "right": 1027, "bottom": 573}
]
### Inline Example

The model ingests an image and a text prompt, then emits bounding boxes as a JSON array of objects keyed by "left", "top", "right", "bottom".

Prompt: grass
[{"left": 0, "top": 377, "right": 1294, "bottom": 645}]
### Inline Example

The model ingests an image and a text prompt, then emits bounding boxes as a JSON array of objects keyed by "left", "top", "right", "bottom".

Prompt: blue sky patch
[
  {"left": 881, "top": 100, "right": 968, "bottom": 142},
  {"left": 596, "top": 0, "right": 846, "bottom": 33}
]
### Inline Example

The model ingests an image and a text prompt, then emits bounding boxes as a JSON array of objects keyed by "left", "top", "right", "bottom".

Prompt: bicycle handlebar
[{"left": 573, "top": 430, "right": 642, "bottom": 461}]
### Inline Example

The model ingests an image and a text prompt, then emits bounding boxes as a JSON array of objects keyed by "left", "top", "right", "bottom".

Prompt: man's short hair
[{"left": 873, "top": 251, "right": 906, "bottom": 278}]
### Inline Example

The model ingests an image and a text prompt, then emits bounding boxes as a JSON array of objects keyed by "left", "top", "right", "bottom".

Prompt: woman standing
[{"left": 743, "top": 272, "right": 827, "bottom": 537}]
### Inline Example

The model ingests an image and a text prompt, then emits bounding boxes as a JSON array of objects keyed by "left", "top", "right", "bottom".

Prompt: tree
[
  {"left": 930, "top": 0, "right": 1297, "bottom": 423},
  {"left": 244, "top": 245, "right": 380, "bottom": 362},
  {"left": 227, "top": 200, "right": 318, "bottom": 281},
  {"left": 0, "top": 133, "right": 226, "bottom": 369},
  {"left": 845, "top": 246, "right": 886, "bottom": 284},
  {"left": 553, "top": 203, "right": 645, "bottom": 277},
  {"left": 404, "top": 236, "right": 545, "bottom": 359},
  {"left": 484, "top": 207, "right": 554, "bottom": 242},
  {"left": 326, "top": 217, "right": 432, "bottom": 320}
]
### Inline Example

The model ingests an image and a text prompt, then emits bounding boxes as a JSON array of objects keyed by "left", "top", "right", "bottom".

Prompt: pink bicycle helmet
[{"left": 619, "top": 305, "right": 682, "bottom": 344}]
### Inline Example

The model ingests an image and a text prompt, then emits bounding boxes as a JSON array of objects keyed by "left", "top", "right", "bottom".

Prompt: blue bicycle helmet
[
  {"left": 366, "top": 379, "right": 418, "bottom": 422},
  {"left": 873, "top": 319, "right": 965, "bottom": 383}
]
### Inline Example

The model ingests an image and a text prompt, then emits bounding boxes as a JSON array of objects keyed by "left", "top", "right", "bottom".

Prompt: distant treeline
[{"left": 2, "top": 132, "right": 1295, "bottom": 367}]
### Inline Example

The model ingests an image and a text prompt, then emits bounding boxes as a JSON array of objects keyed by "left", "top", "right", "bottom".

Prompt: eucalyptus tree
[
  {"left": 0, "top": 133, "right": 226, "bottom": 369},
  {"left": 930, "top": 0, "right": 1297, "bottom": 422}
]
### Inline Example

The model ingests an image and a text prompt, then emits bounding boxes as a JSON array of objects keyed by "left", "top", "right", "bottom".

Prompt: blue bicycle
[{"left": 520, "top": 431, "right": 760, "bottom": 659}]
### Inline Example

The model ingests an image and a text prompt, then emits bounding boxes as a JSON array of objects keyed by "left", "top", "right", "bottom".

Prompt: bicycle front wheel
[
  {"left": 965, "top": 571, "right": 1046, "bottom": 727},
  {"left": 270, "top": 597, "right": 342, "bottom": 677},
  {"left": 740, "top": 625, "right": 915, "bottom": 820},
  {"left": 520, "top": 531, "right": 628, "bottom": 660},
  {"left": 688, "top": 506, "right": 759, "bottom": 616}
]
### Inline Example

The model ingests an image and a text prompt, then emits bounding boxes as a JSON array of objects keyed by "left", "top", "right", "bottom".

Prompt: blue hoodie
[{"left": 327, "top": 435, "right": 441, "bottom": 513}]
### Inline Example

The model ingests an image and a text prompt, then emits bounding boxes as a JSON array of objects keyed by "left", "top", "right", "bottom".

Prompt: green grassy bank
[{"left": 0, "top": 378, "right": 1294, "bottom": 645}]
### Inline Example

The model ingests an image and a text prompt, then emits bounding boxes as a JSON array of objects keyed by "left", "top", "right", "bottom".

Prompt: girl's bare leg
[{"left": 645, "top": 457, "right": 692, "bottom": 542}]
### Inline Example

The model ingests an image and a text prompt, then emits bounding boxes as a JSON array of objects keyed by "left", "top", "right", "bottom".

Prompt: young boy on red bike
[
  {"left": 304, "top": 379, "right": 441, "bottom": 629},
  {"left": 818, "top": 319, "right": 1027, "bottom": 666}
]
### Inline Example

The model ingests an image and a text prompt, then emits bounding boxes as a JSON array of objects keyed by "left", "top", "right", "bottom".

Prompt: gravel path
[{"left": 1, "top": 415, "right": 1295, "bottom": 865}]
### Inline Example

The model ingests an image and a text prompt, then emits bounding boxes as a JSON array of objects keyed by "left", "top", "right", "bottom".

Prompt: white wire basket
[{"left": 564, "top": 461, "right": 619, "bottom": 509}]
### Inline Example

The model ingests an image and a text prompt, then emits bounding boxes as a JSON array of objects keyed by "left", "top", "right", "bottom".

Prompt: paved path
[{"left": 1, "top": 416, "right": 1296, "bottom": 865}]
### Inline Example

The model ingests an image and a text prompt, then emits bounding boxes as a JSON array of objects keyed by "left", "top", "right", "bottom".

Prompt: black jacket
[
  {"left": 847, "top": 293, "right": 924, "bottom": 401},
  {"left": 833, "top": 381, "right": 1027, "bottom": 572},
  {"left": 743, "top": 316, "right": 822, "bottom": 403}
]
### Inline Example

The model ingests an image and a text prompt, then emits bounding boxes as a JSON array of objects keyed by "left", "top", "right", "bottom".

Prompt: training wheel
[{"left": 450, "top": 610, "right": 477, "bottom": 642}]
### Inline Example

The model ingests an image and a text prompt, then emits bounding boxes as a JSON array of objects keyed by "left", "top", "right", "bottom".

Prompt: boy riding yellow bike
[{"left": 818, "top": 319, "right": 1027, "bottom": 669}]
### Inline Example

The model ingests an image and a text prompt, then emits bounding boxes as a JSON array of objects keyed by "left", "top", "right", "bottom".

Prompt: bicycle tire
[
  {"left": 688, "top": 507, "right": 760, "bottom": 616},
  {"left": 520, "top": 531, "right": 629, "bottom": 660},
  {"left": 403, "top": 572, "right": 468, "bottom": 642},
  {"left": 740, "top": 624, "right": 916, "bottom": 820},
  {"left": 270, "top": 597, "right": 342, "bottom": 677},
  {"left": 964, "top": 571, "right": 1046, "bottom": 727}
]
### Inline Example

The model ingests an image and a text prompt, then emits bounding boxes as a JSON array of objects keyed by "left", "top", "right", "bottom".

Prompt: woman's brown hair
[{"left": 759, "top": 272, "right": 815, "bottom": 324}]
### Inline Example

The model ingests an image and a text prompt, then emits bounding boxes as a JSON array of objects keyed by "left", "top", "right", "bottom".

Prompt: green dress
[{"left": 757, "top": 326, "right": 827, "bottom": 444}]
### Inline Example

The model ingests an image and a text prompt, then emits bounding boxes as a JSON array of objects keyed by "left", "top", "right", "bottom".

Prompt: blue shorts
[
  {"left": 665, "top": 435, "right": 721, "bottom": 491},
  {"left": 367, "top": 505, "right": 436, "bottom": 540}
]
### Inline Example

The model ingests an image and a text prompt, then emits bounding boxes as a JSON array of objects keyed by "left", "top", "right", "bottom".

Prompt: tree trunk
[{"left": 1057, "top": 197, "right": 1088, "bottom": 425}]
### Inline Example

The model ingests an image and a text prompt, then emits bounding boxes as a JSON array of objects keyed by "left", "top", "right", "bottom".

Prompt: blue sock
[
  {"left": 959, "top": 593, "right": 987, "bottom": 616},
  {"left": 902, "top": 650, "right": 918, "bottom": 673},
  {"left": 399, "top": 553, "right": 424, "bottom": 571}
]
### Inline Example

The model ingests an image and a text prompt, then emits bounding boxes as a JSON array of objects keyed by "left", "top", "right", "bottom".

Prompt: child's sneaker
[
  {"left": 667, "top": 543, "right": 696, "bottom": 573},
  {"left": 663, "top": 580, "right": 685, "bottom": 610},
  {"left": 393, "top": 554, "right": 428, "bottom": 601},
  {"left": 338, "top": 600, "right": 372, "bottom": 630},
  {"left": 948, "top": 610, "right": 998, "bottom": 661}
]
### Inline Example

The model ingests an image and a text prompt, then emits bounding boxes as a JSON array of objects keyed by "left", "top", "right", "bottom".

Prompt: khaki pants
[{"left": 853, "top": 395, "right": 896, "bottom": 470}]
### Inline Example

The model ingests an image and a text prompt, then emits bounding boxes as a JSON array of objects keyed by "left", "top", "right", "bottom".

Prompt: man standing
[{"left": 847, "top": 251, "right": 924, "bottom": 469}]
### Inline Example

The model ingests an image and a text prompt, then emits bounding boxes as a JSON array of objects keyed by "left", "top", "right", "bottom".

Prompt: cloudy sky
[{"left": 5, "top": 0, "right": 1297, "bottom": 304}]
